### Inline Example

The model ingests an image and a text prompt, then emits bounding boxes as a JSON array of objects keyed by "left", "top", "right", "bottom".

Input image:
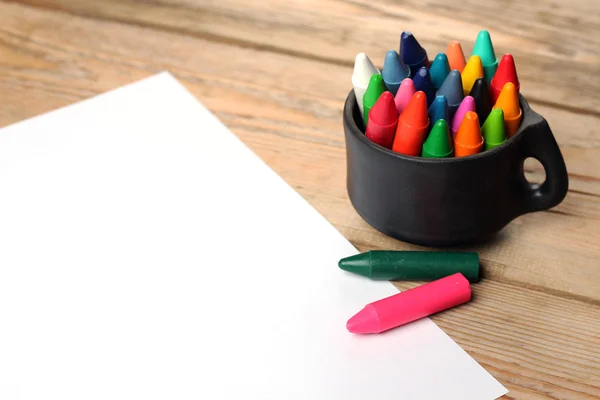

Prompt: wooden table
[{"left": 1, "top": 1, "right": 598, "bottom": 398}]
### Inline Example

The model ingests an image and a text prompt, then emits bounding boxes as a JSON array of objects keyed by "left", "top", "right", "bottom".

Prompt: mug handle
[{"left": 516, "top": 116, "right": 569, "bottom": 213}]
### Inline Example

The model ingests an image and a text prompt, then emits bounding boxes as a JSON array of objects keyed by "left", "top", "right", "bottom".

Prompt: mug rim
[{"left": 344, "top": 89, "right": 538, "bottom": 164}]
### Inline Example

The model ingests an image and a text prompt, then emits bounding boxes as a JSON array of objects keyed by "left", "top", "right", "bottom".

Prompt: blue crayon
[
  {"left": 382, "top": 50, "right": 411, "bottom": 95},
  {"left": 429, "top": 53, "right": 451, "bottom": 90},
  {"left": 399, "top": 32, "right": 429, "bottom": 78},
  {"left": 413, "top": 67, "right": 435, "bottom": 107},
  {"left": 436, "top": 70, "right": 464, "bottom": 118},
  {"left": 428, "top": 95, "right": 450, "bottom": 126}
]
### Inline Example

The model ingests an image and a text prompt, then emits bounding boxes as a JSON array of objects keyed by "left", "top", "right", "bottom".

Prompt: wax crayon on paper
[
  {"left": 394, "top": 78, "right": 416, "bottom": 114},
  {"left": 365, "top": 92, "right": 399, "bottom": 149},
  {"left": 472, "top": 30, "right": 499, "bottom": 83},
  {"left": 461, "top": 55, "right": 484, "bottom": 95},
  {"left": 399, "top": 31, "right": 429, "bottom": 76},
  {"left": 363, "top": 74, "right": 387, "bottom": 126},
  {"left": 428, "top": 95, "right": 450, "bottom": 126},
  {"left": 482, "top": 108, "right": 507, "bottom": 150},
  {"left": 493, "top": 82, "right": 522, "bottom": 138},
  {"left": 436, "top": 70, "right": 464, "bottom": 117},
  {"left": 446, "top": 40, "right": 467, "bottom": 72},
  {"left": 352, "top": 53, "right": 380, "bottom": 121},
  {"left": 413, "top": 67, "right": 436, "bottom": 107},
  {"left": 382, "top": 50, "right": 411, "bottom": 96},
  {"left": 346, "top": 273, "right": 472, "bottom": 334},
  {"left": 392, "top": 91, "right": 430, "bottom": 156},
  {"left": 454, "top": 111, "right": 484, "bottom": 157},
  {"left": 429, "top": 53, "right": 451, "bottom": 90},
  {"left": 451, "top": 96, "right": 476, "bottom": 137},
  {"left": 422, "top": 120, "right": 453, "bottom": 159},
  {"left": 470, "top": 78, "right": 492, "bottom": 124},
  {"left": 490, "top": 54, "right": 520, "bottom": 102}
]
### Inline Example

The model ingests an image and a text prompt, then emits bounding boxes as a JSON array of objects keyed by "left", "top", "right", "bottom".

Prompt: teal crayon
[{"left": 339, "top": 251, "right": 480, "bottom": 282}]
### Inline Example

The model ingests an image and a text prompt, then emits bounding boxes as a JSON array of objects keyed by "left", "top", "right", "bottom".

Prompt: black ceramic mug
[{"left": 343, "top": 90, "right": 568, "bottom": 246}]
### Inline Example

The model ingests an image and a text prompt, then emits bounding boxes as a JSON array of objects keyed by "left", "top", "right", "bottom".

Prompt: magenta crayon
[
  {"left": 394, "top": 78, "right": 416, "bottom": 114},
  {"left": 347, "top": 273, "right": 471, "bottom": 334},
  {"left": 451, "top": 96, "right": 476, "bottom": 137},
  {"left": 365, "top": 92, "right": 399, "bottom": 149}
]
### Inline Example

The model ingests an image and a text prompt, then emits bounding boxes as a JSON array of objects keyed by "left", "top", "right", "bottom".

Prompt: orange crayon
[
  {"left": 454, "top": 111, "right": 484, "bottom": 157},
  {"left": 392, "top": 91, "right": 430, "bottom": 156},
  {"left": 493, "top": 82, "right": 522, "bottom": 138},
  {"left": 446, "top": 41, "right": 467, "bottom": 73}
]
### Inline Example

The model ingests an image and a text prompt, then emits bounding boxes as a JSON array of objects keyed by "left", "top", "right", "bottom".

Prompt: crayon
[
  {"left": 490, "top": 54, "right": 520, "bottom": 102},
  {"left": 436, "top": 70, "right": 464, "bottom": 118},
  {"left": 451, "top": 96, "right": 476, "bottom": 137},
  {"left": 339, "top": 250, "right": 480, "bottom": 282},
  {"left": 392, "top": 91, "right": 430, "bottom": 156},
  {"left": 413, "top": 67, "right": 436, "bottom": 107},
  {"left": 461, "top": 55, "right": 484, "bottom": 95},
  {"left": 482, "top": 108, "right": 507, "bottom": 150},
  {"left": 446, "top": 40, "right": 467, "bottom": 73},
  {"left": 382, "top": 50, "right": 411, "bottom": 95},
  {"left": 394, "top": 78, "right": 416, "bottom": 114},
  {"left": 493, "top": 82, "right": 522, "bottom": 138},
  {"left": 422, "top": 120, "right": 453, "bottom": 158},
  {"left": 429, "top": 53, "right": 451, "bottom": 90},
  {"left": 454, "top": 111, "right": 484, "bottom": 157},
  {"left": 428, "top": 95, "right": 450, "bottom": 126},
  {"left": 346, "top": 273, "right": 471, "bottom": 334},
  {"left": 469, "top": 78, "right": 492, "bottom": 124},
  {"left": 352, "top": 53, "right": 380, "bottom": 121},
  {"left": 471, "top": 30, "right": 498, "bottom": 83},
  {"left": 399, "top": 31, "right": 429, "bottom": 77},
  {"left": 363, "top": 74, "right": 387, "bottom": 126},
  {"left": 365, "top": 92, "right": 399, "bottom": 149}
]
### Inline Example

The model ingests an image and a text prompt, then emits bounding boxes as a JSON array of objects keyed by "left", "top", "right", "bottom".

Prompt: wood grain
[{"left": 0, "top": 1, "right": 599, "bottom": 398}]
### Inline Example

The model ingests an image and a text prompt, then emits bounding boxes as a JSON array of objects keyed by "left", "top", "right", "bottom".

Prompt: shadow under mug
[{"left": 343, "top": 90, "right": 569, "bottom": 246}]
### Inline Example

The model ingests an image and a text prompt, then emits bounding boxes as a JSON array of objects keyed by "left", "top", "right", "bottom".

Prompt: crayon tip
[
  {"left": 363, "top": 74, "right": 387, "bottom": 125},
  {"left": 436, "top": 70, "right": 464, "bottom": 109},
  {"left": 422, "top": 119, "right": 453, "bottom": 158},
  {"left": 347, "top": 305, "right": 380, "bottom": 334},
  {"left": 428, "top": 95, "right": 450, "bottom": 126},
  {"left": 394, "top": 78, "right": 416, "bottom": 114},
  {"left": 352, "top": 53, "right": 379, "bottom": 86},
  {"left": 472, "top": 30, "right": 498, "bottom": 82},
  {"left": 401, "top": 91, "right": 429, "bottom": 128},
  {"left": 430, "top": 53, "right": 451, "bottom": 90},
  {"left": 493, "top": 82, "right": 522, "bottom": 137},
  {"left": 400, "top": 31, "right": 429, "bottom": 72},
  {"left": 413, "top": 67, "right": 435, "bottom": 107},
  {"left": 469, "top": 78, "right": 492, "bottom": 124},
  {"left": 482, "top": 108, "right": 507, "bottom": 150},
  {"left": 461, "top": 55, "right": 484, "bottom": 95},
  {"left": 369, "top": 92, "right": 398, "bottom": 125},
  {"left": 490, "top": 54, "right": 520, "bottom": 101},
  {"left": 446, "top": 40, "right": 467, "bottom": 73},
  {"left": 454, "top": 111, "right": 484, "bottom": 157},
  {"left": 382, "top": 50, "right": 411, "bottom": 95},
  {"left": 338, "top": 253, "right": 371, "bottom": 278},
  {"left": 451, "top": 96, "right": 476, "bottom": 135}
]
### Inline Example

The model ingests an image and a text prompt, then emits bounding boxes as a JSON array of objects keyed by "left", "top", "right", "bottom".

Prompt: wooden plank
[
  {"left": 1, "top": 1, "right": 600, "bottom": 303},
  {"left": 11, "top": 0, "right": 600, "bottom": 114}
]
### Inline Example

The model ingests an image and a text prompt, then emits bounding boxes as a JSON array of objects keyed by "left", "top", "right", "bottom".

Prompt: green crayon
[
  {"left": 472, "top": 30, "right": 499, "bottom": 83},
  {"left": 338, "top": 250, "right": 480, "bottom": 282},
  {"left": 482, "top": 108, "right": 507, "bottom": 150},
  {"left": 422, "top": 119, "right": 453, "bottom": 158},
  {"left": 363, "top": 74, "right": 387, "bottom": 126}
]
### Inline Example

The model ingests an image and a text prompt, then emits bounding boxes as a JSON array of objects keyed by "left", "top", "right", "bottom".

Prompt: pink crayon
[
  {"left": 451, "top": 96, "right": 476, "bottom": 137},
  {"left": 394, "top": 78, "right": 416, "bottom": 114},
  {"left": 346, "top": 273, "right": 471, "bottom": 334}
]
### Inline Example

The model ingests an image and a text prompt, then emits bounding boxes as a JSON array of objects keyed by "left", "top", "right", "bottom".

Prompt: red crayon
[
  {"left": 391, "top": 91, "right": 430, "bottom": 156},
  {"left": 490, "top": 54, "right": 520, "bottom": 102},
  {"left": 347, "top": 273, "right": 471, "bottom": 334},
  {"left": 365, "top": 92, "right": 399, "bottom": 149}
]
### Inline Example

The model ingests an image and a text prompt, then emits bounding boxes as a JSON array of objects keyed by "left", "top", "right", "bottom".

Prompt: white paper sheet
[{"left": 0, "top": 72, "right": 507, "bottom": 400}]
